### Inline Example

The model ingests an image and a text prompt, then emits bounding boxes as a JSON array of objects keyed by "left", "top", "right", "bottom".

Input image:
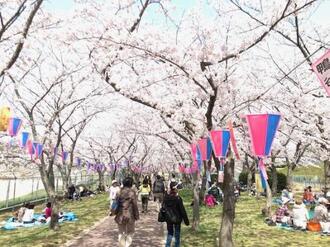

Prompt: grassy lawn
[
  {"left": 180, "top": 190, "right": 329, "bottom": 247},
  {"left": 278, "top": 165, "right": 324, "bottom": 178},
  {"left": 0, "top": 193, "right": 109, "bottom": 247}
]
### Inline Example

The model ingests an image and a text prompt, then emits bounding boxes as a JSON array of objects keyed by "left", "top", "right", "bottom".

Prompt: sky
[{"left": 45, "top": 0, "right": 330, "bottom": 30}]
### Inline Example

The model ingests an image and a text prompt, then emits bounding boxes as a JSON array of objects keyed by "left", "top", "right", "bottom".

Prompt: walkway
[{"left": 66, "top": 201, "right": 165, "bottom": 247}]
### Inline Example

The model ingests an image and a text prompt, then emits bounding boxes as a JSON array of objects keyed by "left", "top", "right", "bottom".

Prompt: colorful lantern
[
  {"left": 245, "top": 113, "right": 281, "bottom": 188},
  {"left": 8, "top": 117, "right": 22, "bottom": 137},
  {"left": 209, "top": 130, "right": 231, "bottom": 159},
  {"left": 35, "top": 143, "right": 43, "bottom": 159},
  {"left": 76, "top": 157, "right": 81, "bottom": 168},
  {"left": 228, "top": 121, "right": 240, "bottom": 160},
  {"left": 245, "top": 114, "right": 281, "bottom": 157},
  {"left": 197, "top": 138, "right": 212, "bottom": 161},
  {"left": 32, "top": 142, "right": 38, "bottom": 156},
  {"left": 62, "top": 151, "right": 68, "bottom": 163},
  {"left": 20, "top": 132, "right": 29, "bottom": 148},
  {"left": 26, "top": 140, "right": 34, "bottom": 158},
  {"left": 0, "top": 107, "right": 11, "bottom": 131}
]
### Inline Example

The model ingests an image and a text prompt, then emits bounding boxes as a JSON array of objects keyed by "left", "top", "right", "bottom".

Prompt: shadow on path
[{"left": 67, "top": 201, "right": 165, "bottom": 247}]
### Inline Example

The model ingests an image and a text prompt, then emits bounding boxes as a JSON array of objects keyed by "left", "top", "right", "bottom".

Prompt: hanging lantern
[
  {"left": 8, "top": 117, "right": 22, "bottom": 137},
  {"left": 245, "top": 113, "right": 281, "bottom": 189},
  {"left": 26, "top": 140, "right": 34, "bottom": 158},
  {"left": 0, "top": 107, "right": 11, "bottom": 131},
  {"left": 20, "top": 132, "right": 30, "bottom": 148},
  {"left": 197, "top": 138, "right": 212, "bottom": 161},
  {"left": 62, "top": 151, "right": 68, "bottom": 163},
  {"left": 35, "top": 143, "right": 43, "bottom": 159},
  {"left": 209, "top": 130, "right": 231, "bottom": 159}
]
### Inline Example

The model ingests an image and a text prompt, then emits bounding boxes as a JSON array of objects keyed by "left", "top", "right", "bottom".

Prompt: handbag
[
  {"left": 158, "top": 203, "right": 180, "bottom": 224},
  {"left": 158, "top": 206, "right": 167, "bottom": 222}
]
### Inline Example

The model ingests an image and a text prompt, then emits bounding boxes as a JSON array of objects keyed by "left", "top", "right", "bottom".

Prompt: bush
[
  {"left": 239, "top": 171, "right": 287, "bottom": 191},
  {"left": 238, "top": 171, "right": 255, "bottom": 185},
  {"left": 268, "top": 172, "right": 287, "bottom": 192}
]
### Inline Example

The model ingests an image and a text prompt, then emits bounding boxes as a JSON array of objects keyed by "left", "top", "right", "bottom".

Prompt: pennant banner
[{"left": 311, "top": 49, "right": 330, "bottom": 96}]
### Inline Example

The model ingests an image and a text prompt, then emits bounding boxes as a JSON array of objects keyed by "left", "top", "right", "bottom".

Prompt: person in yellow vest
[{"left": 139, "top": 177, "right": 151, "bottom": 213}]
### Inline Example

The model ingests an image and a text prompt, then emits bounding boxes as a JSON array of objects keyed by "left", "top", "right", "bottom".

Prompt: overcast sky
[{"left": 46, "top": 0, "right": 330, "bottom": 26}]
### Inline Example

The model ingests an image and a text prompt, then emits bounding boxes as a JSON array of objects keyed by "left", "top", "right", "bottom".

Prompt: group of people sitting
[
  {"left": 204, "top": 182, "right": 223, "bottom": 207},
  {"left": 67, "top": 184, "right": 96, "bottom": 200},
  {"left": 268, "top": 186, "right": 330, "bottom": 235},
  {"left": 12, "top": 202, "right": 56, "bottom": 224}
]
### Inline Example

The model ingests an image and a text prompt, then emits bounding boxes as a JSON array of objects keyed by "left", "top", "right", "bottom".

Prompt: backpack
[{"left": 153, "top": 180, "right": 165, "bottom": 193}]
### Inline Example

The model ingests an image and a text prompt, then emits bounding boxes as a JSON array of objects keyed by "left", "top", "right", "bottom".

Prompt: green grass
[
  {"left": 278, "top": 165, "right": 324, "bottom": 178},
  {"left": 0, "top": 193, "right": 109, "bottom": 247},
  {"left": 180, "top": 190, "right": 329, "bottom": 247}
]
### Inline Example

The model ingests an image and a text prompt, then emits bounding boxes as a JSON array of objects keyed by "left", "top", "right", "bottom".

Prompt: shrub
[{"left": 239, "top": 171, "right": 287, "bottom": 191}]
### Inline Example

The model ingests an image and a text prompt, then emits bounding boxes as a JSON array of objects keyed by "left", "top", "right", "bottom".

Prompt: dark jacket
[{"left": 163, "top": 192, "right": 189, "bottom": 225}]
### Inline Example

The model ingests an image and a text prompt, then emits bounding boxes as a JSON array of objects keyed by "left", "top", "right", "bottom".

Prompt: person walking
[
  {"left": 139, "top": 178, "right": 151, "bottom": 213},
  {"left": 163, "top": 181, "right": 189, "bottom": 247},
  {"left": 153, "top": 175, "right": 165, "bottom": 211},
  {"left": 109, "top": 180, "right": 120, "bottom": 210},
  {"left": 115, "top": 177, "right": 139, "bottom": 247}
]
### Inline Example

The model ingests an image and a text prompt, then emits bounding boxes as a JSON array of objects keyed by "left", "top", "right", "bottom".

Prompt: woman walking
[
  {"left": 163, "top": 181, "right": 189, "bottom": 247},
  {"left": 115, "top": 177, "right": 139, "bottom": 247},
  {"left": 139, "top": 177, "right": 151, "bottom": 213}
]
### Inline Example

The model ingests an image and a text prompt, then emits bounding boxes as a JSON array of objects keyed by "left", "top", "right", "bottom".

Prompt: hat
[
  {"left": 318, "top": 197, "right": 329, "bottom": 204},
  {"left": 282, "top": 198, "right": 290, "bottom": 205},
  {"left": 111, "top": 180, "right": 118, "bottom": 185}
]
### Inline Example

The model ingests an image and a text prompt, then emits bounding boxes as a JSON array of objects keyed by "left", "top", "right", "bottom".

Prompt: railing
[
  {"left": 292, "top": 175, "right": 324, "bottom": 190},
  {"left": 0, "top": 173, "right": 112, "bottom": 211}
]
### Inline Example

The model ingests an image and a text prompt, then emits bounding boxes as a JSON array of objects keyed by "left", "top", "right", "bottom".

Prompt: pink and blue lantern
[
  {"left": 197, "top": 138, "right": 212, "bottom": 161},
  {"left": 246, "top": 113, "right": 281, "bottom": 188},
  {"left": 35, "top": 144, "right": 43, "bottom": 159},
  {"left": 32, "top": 142, "right": 38, "bottom": 157},
  {"left": 62, "top": 151, "right": 68, "bottom": 162},
  {"left": 209, "top": 130, "right": 231, "bottom": 159},
  {"left": 209, "top": 129, "right": 230, "bottom": 180},
  {"left": 20, "top": 132, "right": 29, "bottom": 148},
  {"left": 8, "top": 117, "right": 22, "bottom": 137}
]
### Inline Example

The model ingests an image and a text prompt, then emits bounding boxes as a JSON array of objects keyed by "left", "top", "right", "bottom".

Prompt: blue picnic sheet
[{"left": 1, "top": 212, "right": 77, "bottom": 230}]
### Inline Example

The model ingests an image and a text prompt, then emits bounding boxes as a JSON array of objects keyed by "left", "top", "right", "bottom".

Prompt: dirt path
[{"left": 66, "top": 201, "right": 165, "bottom": 247}]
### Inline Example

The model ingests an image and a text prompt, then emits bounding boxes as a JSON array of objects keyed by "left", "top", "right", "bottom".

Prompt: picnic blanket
[{"left": 1, "top": 212, "right": 77, "bottom": 230}]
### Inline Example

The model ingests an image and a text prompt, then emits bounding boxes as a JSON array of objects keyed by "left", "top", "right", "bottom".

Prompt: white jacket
[{"left": 292, "top": 204, "right": 308, "bottom": 229}]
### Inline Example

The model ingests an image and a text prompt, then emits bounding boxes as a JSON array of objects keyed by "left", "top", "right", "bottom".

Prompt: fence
[
  {"left": 0, "top": 173, "right": 112, "bottom": 211},
  {"left": 292, "top": 175, "right": 324, "bottom": 190}
]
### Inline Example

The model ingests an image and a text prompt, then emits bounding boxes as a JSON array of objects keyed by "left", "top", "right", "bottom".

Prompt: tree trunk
[
  {"left": 192, "top": 172, "right": 200, "bottom": 231},
  {"left": 199, "top": 161, "right": 207, "bottom": 203},
  {"left": 265, "top": 180, "right": 272, "bottom": 217},
  {"left": 324, "top": 159, "right": 330, "bottom": 189},
  {"left": 270, "top": 164, "right": 278, "bottom": 195},
  {"left": 219, "top": 158, "right": 235, "bottom": 247},
  {"left": 49, "top": 193, "right": 60, "bottom": 230},
  {"left": 286, "top": 161, "right": 294, "bottom": 189},
  {"left": 97, "top": 171, "right": 105, "bottom": 191},
  {"left": 247, "top": 171, "right": 252, "bottom": 194}
]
